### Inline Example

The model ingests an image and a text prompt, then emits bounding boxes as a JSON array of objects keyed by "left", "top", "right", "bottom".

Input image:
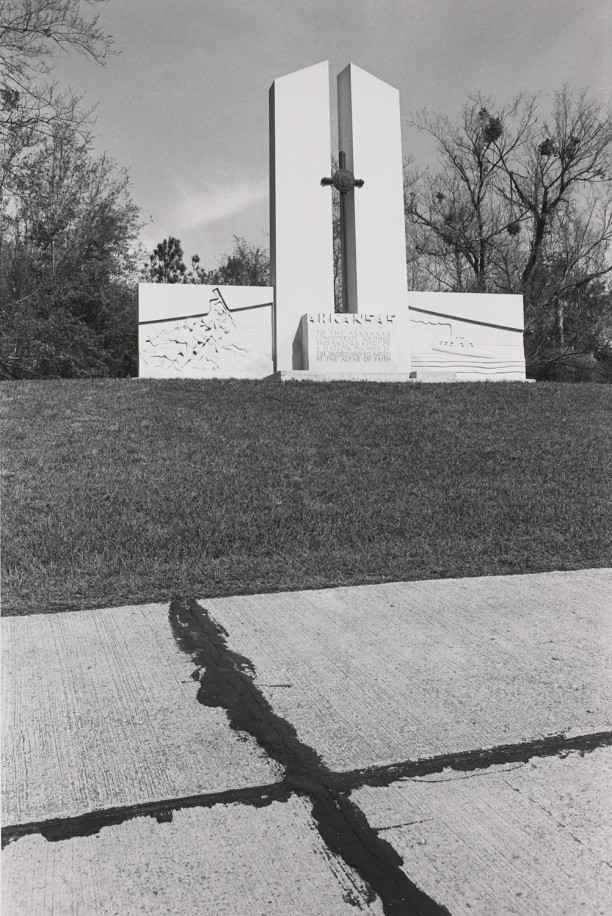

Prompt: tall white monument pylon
[
  {"left": 270, "top": 61, "right": 411, "bottom": 375},
  {"left": 337, "top": 64, "right": 408, "bottom": 316},
  {"left": 269, "top": 61, "right": 335, "bottom": 371}
]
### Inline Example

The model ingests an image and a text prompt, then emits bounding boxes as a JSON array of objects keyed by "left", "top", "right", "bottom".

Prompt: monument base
[
  {"left": 273, "top": 370, "right": 534, "bottom": 383},
  {"left": 274, "top": 370, "right": 417, "bottom": 382}
]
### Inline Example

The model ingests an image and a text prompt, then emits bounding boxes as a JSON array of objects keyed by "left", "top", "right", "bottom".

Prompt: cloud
[{"left": 172, "top": 176, "right": 268, "bottom": 232}]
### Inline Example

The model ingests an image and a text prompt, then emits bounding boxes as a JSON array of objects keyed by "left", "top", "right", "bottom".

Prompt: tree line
[
  {"left": 0, "top": 0, "right": 139, "bottom": 378},
  {"left": 1, "top": 1, "right": 610, "bottom": 380},
  {"left": 146, "top": 235, "right": 270, "bottom": 287}
]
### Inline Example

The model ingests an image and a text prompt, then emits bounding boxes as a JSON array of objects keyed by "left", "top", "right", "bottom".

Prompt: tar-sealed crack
[
  {"left": 330, "top": 728, "right": 612, "bottom": 792},
  {"left": 5, "top": 598, "right": 612, "bottom": 914},
  {"left": 169, "top": 598, "right": 449, "bottom": 916},
  {"left": 1, "top": 782, "right": 291, "bottom": 848}
]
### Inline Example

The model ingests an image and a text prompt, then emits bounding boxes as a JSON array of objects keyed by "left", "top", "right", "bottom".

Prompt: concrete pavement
[{"left": 2, "top": 569, "right": 611, "bottom": 914}]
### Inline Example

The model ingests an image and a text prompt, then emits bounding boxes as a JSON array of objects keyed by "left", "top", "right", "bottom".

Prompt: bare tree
[
  {"left": 1, "top": 0, "right": 113, "bottom": 192},
  {"left": 406, "top": 88, "right": 612, "bottom": 375},
  {"left": 495, "top": 87, "right": 612, "bottom": 303},
  {"left": 406, "top": 95, "right": 537, "bottom": 292}
]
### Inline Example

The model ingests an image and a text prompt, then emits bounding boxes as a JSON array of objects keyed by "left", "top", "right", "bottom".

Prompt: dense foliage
[
  {"left": 1, "top": 124, "right": 141, "bottom": 378},
  {"left": 0, "top": 0, "right": 141, "bottom": 379}
]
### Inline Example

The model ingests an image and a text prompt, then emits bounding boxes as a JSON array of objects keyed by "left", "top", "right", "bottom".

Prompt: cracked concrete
[
  {"left": 203, "top": 569, "right": 612, "bottom": 769},
  {"left": 354, "top": 748, "right": 612, "bottom": 915},
  {"left": 2, "top": 569, "right": 612, "bottom": 914},
  {"left": 2, "top": 797, "right": 385, "bottom": 916},
  {"left": 1, "top": 604, "right": 282, "bottom": 824}
]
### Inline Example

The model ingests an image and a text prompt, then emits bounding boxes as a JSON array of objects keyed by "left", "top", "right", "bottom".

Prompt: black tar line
[
  {"left": 1, "top": 783, "right": 292, "bottom": 848},
  {"left": 169, "top": 599, "right": 450, "bottom": 916},
  {"left": 5, "top": 726, "right": 610, "bottom": 852},
  {"left": 4, "top": 599, "right": 611, "bottom": 913}
]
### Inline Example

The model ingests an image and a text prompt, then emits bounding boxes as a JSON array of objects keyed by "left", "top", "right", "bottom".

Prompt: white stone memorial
[
  {"left": 270, "top": 61, "right": 413, "bottom": 378},
  {"left": 138, "top": 60, "right": 527, "bottom": 383}
]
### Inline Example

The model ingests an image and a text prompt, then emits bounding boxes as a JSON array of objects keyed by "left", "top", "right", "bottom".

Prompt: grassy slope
[{"left": 2, "top": 379, "right": 611, "bottom": 614}]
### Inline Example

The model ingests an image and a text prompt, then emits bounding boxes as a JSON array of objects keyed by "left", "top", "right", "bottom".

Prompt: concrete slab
[
  {"left": 2, "top": 795, "right": 384, "bottom": 916},
  {"left": 353, "top": 746, "right": 612, "bottom": 915},
  {"left": 1, "top": 605, "right": 281, "bottom": 825},
  {"left": 204, "top": 569, "right": 612, "bottom": 770}
]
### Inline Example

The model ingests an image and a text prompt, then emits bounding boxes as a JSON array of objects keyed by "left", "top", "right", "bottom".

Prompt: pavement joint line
[
  {"left": 326, "top": 727, "right": 612, "bottom": 791},
  {"left": 5, "top": 728, "right": 610, "bottom": 851},
  {"left": 5, "top": 594, "right": 611, "bottom": 914},
  {"left": 0, "top": 782, "right": 292, "bottom": 849}
]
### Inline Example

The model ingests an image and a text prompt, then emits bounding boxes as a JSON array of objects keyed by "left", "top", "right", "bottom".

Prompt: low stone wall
[{"left": 138, "top": 286, "right": 526, "bottom": 382}]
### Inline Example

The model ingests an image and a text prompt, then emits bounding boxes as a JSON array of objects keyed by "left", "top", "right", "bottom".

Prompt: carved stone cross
[
  {"left": 320, "top": 150, "right": 364, "bottom": 194},
  {"left": 321, "top": 151, "right": 364, "bottom": 311}
]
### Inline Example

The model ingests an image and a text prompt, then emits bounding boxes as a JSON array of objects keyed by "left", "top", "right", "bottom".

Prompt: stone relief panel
[
  {"left": 138, "top": 285, "right": 273, "bottom": 379},
  {"left": 407, "top": 292, "right": 526, "bottom": 381}
]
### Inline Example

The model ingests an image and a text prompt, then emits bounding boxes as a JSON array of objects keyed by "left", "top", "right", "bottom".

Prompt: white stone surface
[
  {"left": 354, "top": 748, "right": 612, "bottom": 915},
  {"left": 408, "top": 291, "right": 526, "bottom": 380},
  {"left": 302, "top": 312, "right": 410, "bottom": 372},
  {"left": 337, "top": 65, "right": 409, "bottom": 333},
  {"left": 1, "top": 605, "right": 281, "bottom": 824},
  {"left": 277, "top": 370, "right": 416, "bottom": 382},
  {"left": 2, "top": 797, "right": 384, "bottom": 916},
  {"left": 408, "top": 290, "right": 524, "bottom": 330},
  {"left": 139, "top": 284, "right": 274, "bottom": 323},
  {"left": 204, "top": 569, "right": 612, "bottom": 771},
  {"left": 138, "top": 284, "right": 273, "bottom": 378},
  {"left": 270, "top": 61, "right": 335, "bottom": 371}
]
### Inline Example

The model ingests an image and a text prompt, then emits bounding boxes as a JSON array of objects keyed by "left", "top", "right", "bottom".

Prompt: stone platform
[
  {"left": 274, "top": 370, "right": 534, "bottom": 382},
  {"left": 274, "top": 370, "right": 418, "bottom": 382}
]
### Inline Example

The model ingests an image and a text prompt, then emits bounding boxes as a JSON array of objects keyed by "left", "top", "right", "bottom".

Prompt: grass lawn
[{"left": 2, "top": 378, "right": 611, "bottom": 615}]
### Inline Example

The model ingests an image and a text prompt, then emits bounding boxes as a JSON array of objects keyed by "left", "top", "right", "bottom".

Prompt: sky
[{"left": 51, "top": 0, "right": 611, "bottom": 269}]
